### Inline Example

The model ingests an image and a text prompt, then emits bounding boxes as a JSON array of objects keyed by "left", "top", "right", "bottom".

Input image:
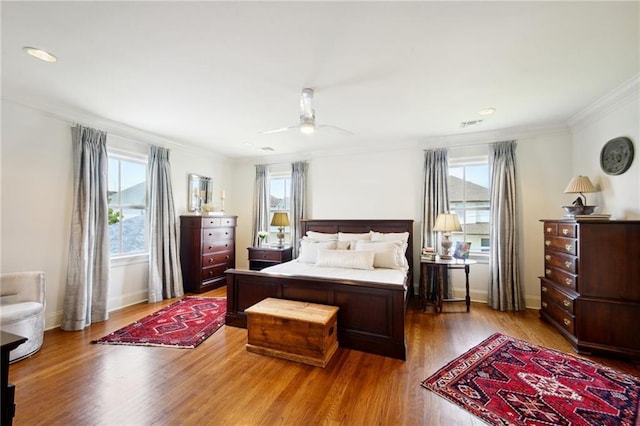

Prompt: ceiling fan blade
[
  {"left": 316, "top": 124, "right": 354, "bottom": 136},
  {"left": 259, "top": 125, "right": 299, "bottom": 135}
]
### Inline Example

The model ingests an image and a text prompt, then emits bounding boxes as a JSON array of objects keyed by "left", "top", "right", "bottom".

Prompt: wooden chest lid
[{"left": 245, "top": 298, "right": 338, "bottom": 325}]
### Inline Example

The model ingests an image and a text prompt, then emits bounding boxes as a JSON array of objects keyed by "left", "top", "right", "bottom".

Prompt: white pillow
[
  {"left": 338, "top": 232, "right": 371, "bottom": 241},
  {"left": 298, "top": 240, "right": 337, "bottom": 263},
  {"left": 306, "top": 231, "right": 338, "bottom": 241},
  {"left": 355, "top": 240, "right": 407, "bottom": 270},
  {"left": 370, "top": 231, "right": 410, "bottom": 244},
  {"left": 336, "top": 240, "right": 351, "bottom": 250},
  {"left": 338, "top": 232, "right": 372, "bottom": 250},
  {"left": 315, "top": 249, "right": 375, "bottom": 270}
]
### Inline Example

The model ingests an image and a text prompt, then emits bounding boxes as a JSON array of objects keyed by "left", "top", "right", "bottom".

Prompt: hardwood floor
[{"left": 9, "top": 288, "right": 640, "bottom": 425}]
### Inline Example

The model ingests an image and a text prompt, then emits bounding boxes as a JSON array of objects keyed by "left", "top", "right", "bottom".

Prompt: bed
[{"left": 224, "top": 219, "right": 414, "bottom": 360}]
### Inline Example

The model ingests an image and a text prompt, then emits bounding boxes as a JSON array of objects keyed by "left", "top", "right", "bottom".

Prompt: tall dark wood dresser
[
  {"left": 180, "top": 215, "right": 237, "bottom": 293},
  {"left": 539, "top": 219, "right": 640, "bottom": 357}
]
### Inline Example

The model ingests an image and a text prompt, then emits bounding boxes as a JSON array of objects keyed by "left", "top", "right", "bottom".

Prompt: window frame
[
  {"left": 448, "top": 155, "right": 490, "bottom": 262},
  {"left": 268, "top": 171, "right": 292, "bottom": 244},
  {"left": 108, "top": 150, "right": 149, "bottom": 260}
]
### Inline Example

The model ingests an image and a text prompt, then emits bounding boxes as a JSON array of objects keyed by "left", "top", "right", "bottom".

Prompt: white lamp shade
[
  {"left": 433, "top": 213, "right": 462, "bottom": 232},
  {"left": 564, "top": 176, "right": 596, "bottom": 194}
]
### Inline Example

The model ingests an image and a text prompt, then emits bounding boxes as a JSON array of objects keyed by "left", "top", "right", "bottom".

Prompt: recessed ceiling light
[
  {"left": 23, "top": 47, "right": 57, "bottom": 63},
  {"left": 478, "top": 107, "right": 496, "bottom": 115}
]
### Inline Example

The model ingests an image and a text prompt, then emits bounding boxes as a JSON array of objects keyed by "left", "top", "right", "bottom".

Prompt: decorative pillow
[
  {"left": 315, "top": 249, "right": 375, "bottom": 270},
  {"left": 305, "top": 231, "right": 338, "bottom": 241},
  {"left": 336, "top": 240, "right": 351, "bottom": 250},
  {"left": 298, "top": 240, "right": 337, "bottom": 263},
  {"left": 370, "top": 231, "right": 410, "bottom": 244},
  {"left": 355, "top": 240, "right": 407, "bottom": 270}
]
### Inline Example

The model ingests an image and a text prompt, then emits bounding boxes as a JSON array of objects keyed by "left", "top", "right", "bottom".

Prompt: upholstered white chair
[{"left": 0, "top": 271, "right": 46, "bottom": 362}]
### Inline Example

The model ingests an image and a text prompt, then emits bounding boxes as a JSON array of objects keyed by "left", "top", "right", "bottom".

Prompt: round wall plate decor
[{"left": 600, "top": 137, "right": 634, "bottom": 175}]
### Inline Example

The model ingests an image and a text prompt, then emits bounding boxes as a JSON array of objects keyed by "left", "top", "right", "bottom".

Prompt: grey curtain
[
  {"left": 421, "top": 149, "right": 451, "bottom": 298},
  {"left": 488, "top": 141, "right": 525, "bottom": 311},
  {"left": 61, "top": 125, "right": 110, "bottom": 331},
  {"left": 290, "top": 161, "right": 308, "bottom": 258},
  {"left": 252, "top": 165, "right": 270, "bottom": 246},
  {"left": 147, "top": 145, "right": 183, "bottom": 303},
  {"left": 421, "top": 149, "right": 450, "bottom": 250}
]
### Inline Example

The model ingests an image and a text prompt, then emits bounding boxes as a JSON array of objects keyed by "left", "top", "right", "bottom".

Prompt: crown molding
[
  {"left": 568, "top": 74, "right": 640, "bottom": 132},
  {"left": 2, "top": 95, "right": 230, "bottom": 161}
]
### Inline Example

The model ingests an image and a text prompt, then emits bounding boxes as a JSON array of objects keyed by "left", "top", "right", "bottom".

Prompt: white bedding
[{"left": 260, "top": 259, "right": 407, "bottom": 286}]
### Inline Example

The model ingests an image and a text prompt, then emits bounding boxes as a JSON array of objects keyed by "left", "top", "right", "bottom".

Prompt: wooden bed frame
[{"left": 224, "top": 219, "right": 414, "bottom": 360}]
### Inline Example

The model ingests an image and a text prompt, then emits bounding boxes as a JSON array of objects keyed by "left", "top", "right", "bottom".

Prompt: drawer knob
[
  {"left": 563, "top": 318, "right": 571, "bottom": 326},
  {"left": 541, "top": 286, "right": 547, "bottom": 292},
  {"left": 564, "top": 261, "right": 572, "bottom": 268},
  {"left": 542, "top": 301, "right": 548, "bottom": 308},
  {"left": 546, "top": 227, "right": 552, "bottom": 233},
  {"left": 562, "top": 229, "right": 569, "bottom": 235},
  {"left": 563, "top": 300, "right": 570, "bottom": 307},
  {"left": 545, "top": 240, "right": 551, "bottom": 247},
  {"left": 565, "top": 244, "right": 573, "bottom": 252},
  {"left": 545, "top": 255, "right": 551, "bottom": 261},
  {"left": 225, "top": 255, "right": 230, "bottom": 260},
  {"left": 208, "top": 258, "right": 213, "bottom": 264},
  {"left": 565, "top": 278, "right": 573, "bottom": 286},
  {"left": 545, "top": 269, "right": 551, "bottom": 276}
]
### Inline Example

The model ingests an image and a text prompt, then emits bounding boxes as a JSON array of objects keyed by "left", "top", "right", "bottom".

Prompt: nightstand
[{"left": 248, "top": 246, "right": 293, "bottom": 271}]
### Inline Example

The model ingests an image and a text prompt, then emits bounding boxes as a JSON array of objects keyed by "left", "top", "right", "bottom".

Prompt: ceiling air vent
[
  {"left": 460, "top": 119, "right": 484, "bottom": 128},
  {"left": 260, "top": 146, "right": 275, "bottom": 152}
]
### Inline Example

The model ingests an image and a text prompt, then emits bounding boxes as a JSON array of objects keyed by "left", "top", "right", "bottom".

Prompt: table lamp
[
  {"left": 270, "top": 212, "right": 290, "bottom": 247},
  {"left": 563, "top": 175, "right": 597, "bottom": 216},
  {"left": 433, "top": 212, "right": 462, "bottom": 259}
]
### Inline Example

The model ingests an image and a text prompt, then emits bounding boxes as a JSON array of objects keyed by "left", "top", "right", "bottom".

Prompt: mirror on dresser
[{"left": 188, "top": 174, "right": 212, "bottom": 213}]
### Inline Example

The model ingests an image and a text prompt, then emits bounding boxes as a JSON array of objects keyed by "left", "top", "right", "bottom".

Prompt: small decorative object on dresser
[
  {"left": 539, "top": 218, "right": 640, "bottom": 357},
  {"left": 562, "top": 175, "right": 597, "bottom": 216},
  {"left": 248, "top": 246, "right": 292, "bottom": 271},
  {"left": 179, "top": 215, "right": 237, "bottom": 293}
]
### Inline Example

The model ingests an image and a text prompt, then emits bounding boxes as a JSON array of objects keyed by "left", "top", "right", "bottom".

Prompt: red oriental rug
[
  {"left": 94, "top": 297, "right": 226, "bottom": 349},
  {"left": 422, "top": 333, "right": 640, "bottom": 426}
]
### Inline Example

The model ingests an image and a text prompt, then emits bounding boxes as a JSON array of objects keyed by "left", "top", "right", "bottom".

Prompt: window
[
  {"left": 448, "top": 157, "right": 490, "bottom": 257},
  {"left": 108, "top": 153, "right": 147, "bottom": 256},
  {"left": 268, "top": 172, "right": 291, "bottom": 242}
]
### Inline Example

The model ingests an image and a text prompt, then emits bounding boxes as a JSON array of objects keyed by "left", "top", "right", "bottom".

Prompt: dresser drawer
[
  {"left": 543, "top": 236, "right": 577, "bottom": 255},
  {"left": 203, "top": 240, "right": 234, "bottom": 254},
  {"left": 541, "top": 298, "right": 575, "bottom": 335},
  {"left": 541, "top": 282, "right": 575, "bottom": 314},
  {"left": 543, "top": 267, "right": 578, "bottom": 290},
  {"left": 201, "top": 216, "right": 237, "bottom": 228},
  {"left": 544, "top": 250, "right": 577, "bottom": 273},
  {"left": 203, "top": 227, "right": 235, "bottom": 241},
  {"left": 558, "top": 223, "right": 576, "bottom": 238},
  {"left": 201, "top": 264, "right": 229, "bottom": 281},
  {"left": 543, "top": 222, "right": 558, "bottom": 236},
  {"left": 203, "top": 251, "right": 233, "bottom": 267}
]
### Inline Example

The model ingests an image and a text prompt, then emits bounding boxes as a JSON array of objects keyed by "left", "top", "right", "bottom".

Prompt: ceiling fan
[{"left": 260, "top": 88, "right": 353, "bottom": 136}]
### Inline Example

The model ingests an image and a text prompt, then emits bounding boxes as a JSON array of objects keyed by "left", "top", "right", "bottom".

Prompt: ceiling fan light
[{"left": 300, "top": 122, "right": 315, "bottom": 134}]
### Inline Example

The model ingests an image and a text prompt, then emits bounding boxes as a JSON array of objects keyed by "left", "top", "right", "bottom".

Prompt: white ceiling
[{"left": 2, "top": 1, "right": 638, "bottom": 159}]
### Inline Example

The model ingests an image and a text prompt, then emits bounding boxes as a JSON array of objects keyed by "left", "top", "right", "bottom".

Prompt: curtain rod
[{"left": 425, "top": 139, "right": 516, "bottom": 151}]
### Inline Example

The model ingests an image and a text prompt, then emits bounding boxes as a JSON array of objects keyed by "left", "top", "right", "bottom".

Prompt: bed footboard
[{"left": 225, "top": 269, "right": 407, "bottom": 360}]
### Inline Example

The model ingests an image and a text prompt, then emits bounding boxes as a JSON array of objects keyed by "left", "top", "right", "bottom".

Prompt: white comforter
[{"left": 260, "top": 260, "right": 407, "bottom": 286}]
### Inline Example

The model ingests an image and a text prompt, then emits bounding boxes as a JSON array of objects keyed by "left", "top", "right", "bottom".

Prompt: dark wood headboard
[{"left": 300, "top": 219, "right": 414, "bottom": 280}]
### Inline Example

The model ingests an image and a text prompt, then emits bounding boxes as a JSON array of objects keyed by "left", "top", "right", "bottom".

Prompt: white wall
[
  {"left": 1, "top": 100, "right": 233, "bottom": 329},
  {"left": 569, "top": 76, "right": 639, "bottom": 219},
  {"left": 231, "top": 128, "right": 573, "bottom": 309}
]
